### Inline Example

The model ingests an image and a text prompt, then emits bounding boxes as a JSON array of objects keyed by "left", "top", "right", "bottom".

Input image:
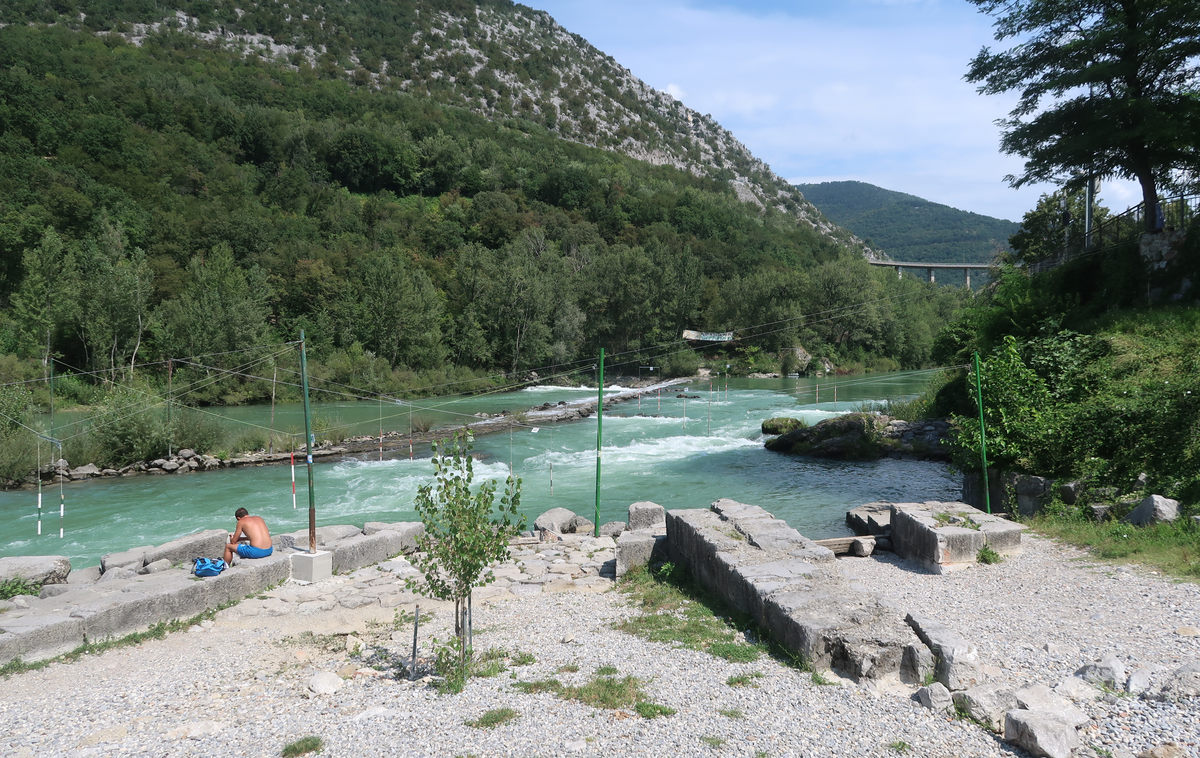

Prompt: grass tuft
[
  {"left": 701, "top": 736, "right": 725, "bottom": 748},
  {"left": 464, "top": 708, "right": 519, "bottom": 729},
  {"left": 510, "top": 650, "right": 536, "bottom": 666},
  {"left": 635, "top": 701, "right": 676, "bottom": 719},
  {"left": 557, "top": 663, "right": 579, "bottom": 673},
  {"left": 726, "top": 671, "right": 764, "bottom": 688},
  {"left": 718, "top": 707, "right": 744, "bottom": 719},
  {"left": 281, "top": 736, "right": 323, "bottom": 757},
  {"left": 889, "top": 740, "right": 911, "bottom": 753},
  {"left": 810, "top": 670, "right": 837, "bottom": 686},
  {"left": 596, "top": 664, "right": 619, "bottom": 676},
  {"left": 976, "top": 545, "right": 1003, "bottom": 564}
]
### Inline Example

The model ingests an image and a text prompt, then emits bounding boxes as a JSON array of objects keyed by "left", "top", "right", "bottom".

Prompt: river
[{"left": 0, "top": 372, "right": 960, "bottom": 568}]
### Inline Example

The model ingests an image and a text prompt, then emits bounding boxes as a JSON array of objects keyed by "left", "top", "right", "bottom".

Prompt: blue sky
[{"left": 530, "top": 0, "right": 1141, "bottom": 222}]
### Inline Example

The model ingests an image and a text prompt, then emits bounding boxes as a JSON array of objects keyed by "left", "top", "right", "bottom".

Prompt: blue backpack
[{"left": 193, "top": 557, "right": 227, "bottom": 577}]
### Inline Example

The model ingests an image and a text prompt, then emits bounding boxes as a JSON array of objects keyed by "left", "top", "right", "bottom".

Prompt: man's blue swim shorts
[{"left": 236, "top": 544, "right": 273, "bottom": 559}]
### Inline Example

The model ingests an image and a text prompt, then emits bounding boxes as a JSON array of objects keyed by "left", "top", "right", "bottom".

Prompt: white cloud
[{"left": 531, "top": 0, "right": 1118, "bottom": 222}]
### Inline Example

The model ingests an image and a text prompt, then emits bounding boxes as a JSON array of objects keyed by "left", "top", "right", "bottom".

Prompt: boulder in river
[
  {"left": 764, "top": 413, "right": 890, "bottom": 460},
  {"left": 761, "top": 417, "right": 807, "bottom": 435}
]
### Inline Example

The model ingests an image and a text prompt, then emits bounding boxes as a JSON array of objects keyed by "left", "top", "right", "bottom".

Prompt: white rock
[
  {"left": 167, "top": 720, "right": 225, "bottom": 740},
  {"left": 1075, "top": 654, "right": 1126, "bottom": 688},
  {"left": 308, "top": 671, "right": 343, "bottom": 695},
  {"left": 1054, "top": 676, "right": 1101, "bottom": 702},
  {"left": 1004, "top": 710, "right": 1080, "bottom": 758},
  {"left": 1014, "top": 683, "right": 1089, "bottom": 727}
]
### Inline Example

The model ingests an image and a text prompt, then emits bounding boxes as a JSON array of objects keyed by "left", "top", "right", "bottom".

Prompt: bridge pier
[
  {"left": 965, "top": 268, "right": 971, "bottom": 288},
  {"left": 927, "top": 268, "right": 935, "bottom": 284},
  {"left": 896, "top": 265, "right": 902, "bottom": 280}
]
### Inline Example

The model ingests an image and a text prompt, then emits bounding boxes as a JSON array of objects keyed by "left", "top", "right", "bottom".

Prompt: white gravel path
[{"left": 0, "top": 534, "right": 1196, "bottom": 758}]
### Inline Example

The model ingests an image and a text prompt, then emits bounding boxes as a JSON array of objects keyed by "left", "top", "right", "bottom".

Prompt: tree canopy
[{"left": 966, "top": 0, "right": 1200, "bottom": 229}]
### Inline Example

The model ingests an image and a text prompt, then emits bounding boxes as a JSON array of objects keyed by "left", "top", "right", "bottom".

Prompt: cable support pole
[
  {"left": 973, "top": 351, "right": 992, "bottom": 514},
  {"left": 594, "top": 348, "right": 604, "bottom": 538},
  {"left": 300, "top": 330, "right": 317, "bottom": 553}
]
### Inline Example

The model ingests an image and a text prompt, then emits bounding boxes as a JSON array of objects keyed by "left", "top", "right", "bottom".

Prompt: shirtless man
[{"left": 223, "top": 507, "right": 273, "bottom": 563}]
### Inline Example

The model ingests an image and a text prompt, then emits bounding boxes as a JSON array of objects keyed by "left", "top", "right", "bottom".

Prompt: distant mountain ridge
[
  {"left": 2, "top": 0, "right": 868, "bottom": 253},
  {"left": 794, "top": 181, "right": 1018, "bottom": 264}
]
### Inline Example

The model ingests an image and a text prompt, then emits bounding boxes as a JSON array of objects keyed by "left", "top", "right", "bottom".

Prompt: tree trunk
[{"left": 1135, "top": 166, "right": 1159, "bottom": 234}]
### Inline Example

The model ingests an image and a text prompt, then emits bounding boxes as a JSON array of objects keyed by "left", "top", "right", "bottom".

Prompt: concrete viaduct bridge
[{"left": 867, "top": 260, "right": 990, "bottom": 286}]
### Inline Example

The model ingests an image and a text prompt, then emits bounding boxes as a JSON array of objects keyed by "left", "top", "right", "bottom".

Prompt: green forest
[
  {"left": 0, "top": 20, "right": 966, "bottom": 416},
  {"left": 796, "top": 180, "right": 1019, "bottom": 269}
]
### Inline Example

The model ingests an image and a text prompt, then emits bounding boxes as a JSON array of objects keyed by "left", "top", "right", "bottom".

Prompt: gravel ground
[{"left": 0, "top": 534, "right": 1196, "bottom": 758}]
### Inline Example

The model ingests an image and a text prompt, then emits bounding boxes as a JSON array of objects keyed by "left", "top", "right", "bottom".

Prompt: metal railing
[{"left": 1028, "top": 193, "right": 1200, "bottom": 274}]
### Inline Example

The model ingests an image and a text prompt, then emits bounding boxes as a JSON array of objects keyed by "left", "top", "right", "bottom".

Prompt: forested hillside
[
  {"left": 0, "top": 5, "right": 963, "bottom": 417},
  {"left": 796, "top": 181, "right": 1018, "bottom": 264}
]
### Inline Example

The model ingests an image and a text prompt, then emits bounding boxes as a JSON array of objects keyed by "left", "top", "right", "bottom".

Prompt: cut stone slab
[
  {"left": 97, "top": 567, "right": 137, "bottom": 584},
  {"left": 891, "top": 502, "right": 1026, "bottom": 573},
  {"left": 627, "top": 501, "right": 666, "bottom": 531},
  {"left": 615, "top": 530, "right": 661, "bottom": 577},
  {"left": 667, "top": 499, "right": 916, "bottom": 681},
  {"left": 1014, "top": 683, "right": 1089, "bottom": 727},
  {"left": 846, "top": 502, "right": 892, "bottom": 536},
  {"left": 917, "top": 682, "right": 954, "bottom": 713},
  {"left": 67, "top": 566, "right": 102, "bottom": 585},
  {"left": 144, "top": 529, "right": 228, "bottom": 568},
  {"left": 361, "top": 522, "right": 424, "bottom": 553},
  {"left": 0, "top": 555, "right": 72, "bottom": 586},
  {"left": 0, "top": 614, "right": 86, "bottom": 664},
  {"left": 288, "top": 525, "right": 364, "bottom": 550},
  {"left": 1004, "top": 709, "right": 1080, "bottom": 758},
  {"left": 138, "top": 559, "right": 171, "bottom": 575},
  {"left": 1124, "top": 495, "right": 1179, "bottom": 525},
  {"left": 292, "top": 551, "right": 332, "bottom": 584},
  {"left": 954, "top": 684, "right": 1017, "bottom": 731},
  {"left": 100, "top": 547, "right": 153, "bottom": 573},
  {"left": 906, "top": 613, "right": 982, "bottom": 691},
  {"left": 331, "top": 531, "right": 411, "bottom": 575}
]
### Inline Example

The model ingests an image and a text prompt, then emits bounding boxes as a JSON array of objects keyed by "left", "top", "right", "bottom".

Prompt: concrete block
[
  {"left": 627, "top": 501, "right": 666, "bottom": 531},
  {"left": 291, "top": 551, "right": 333, "bottom": 584},
  {"left": 288, "top": 525, "right": 364, "bottom": 550},
  {"left": 0, "top": 555, "right": 72, "bottom": 586},
  {"left": 144, "top": 529, "right": 231, "bottom": 568},
  {"left": 846, "top": 502, "right": 892, "bottom": 536},
  {"left": 615, "top": 531, "right": 658, "bottom": 577},
  {"left": 1004, "top": 710, "right": 1080, "bottom": 758},
  {"left": 0, "top": 614, "right": 86, "bottom": 664},
  {"left": 101, "top": 547, "right": 153, "bottom": 573},
  {"left": 202, "top": 553, "right": 291, "bottom": 605},
  {"left": 979, "top": 518, "right": 1027, "bottom": 555},
  {"left": 70, "top": 573, "right": 209, "bottom": 641},
  {"left": 891, "top": 502, "right": 1023, "bottom": 572},
  {"left": 331, "top": 531, "right": 408, "bottom": 574}
]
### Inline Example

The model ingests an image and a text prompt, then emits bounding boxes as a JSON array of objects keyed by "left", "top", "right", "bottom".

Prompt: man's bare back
[{"left": 223, "top": 508, "right": 273, "bottom": 563}]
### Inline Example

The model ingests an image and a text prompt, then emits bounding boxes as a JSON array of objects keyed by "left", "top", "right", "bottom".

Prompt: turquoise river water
[{"left": 0, "top": 373, "right": 959, "bottom": 568}]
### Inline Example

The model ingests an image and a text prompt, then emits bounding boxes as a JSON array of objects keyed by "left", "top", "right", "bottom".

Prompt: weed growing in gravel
[
  {"left": 810, "top": 671, "right": 836, "bottom": 686},
  {"left": 511, "top": 651, "right": 536, "bottom": 666},
  {"left": 596, "top": 664, "right": 619, "bottom": 675},
  {"left": 701, "top": 736, "right": 725, "bottom": 748},
  {"left": 635, "top": 701, "right": 677, "bottom": 718},
  {"left": 281, "top": 736, "right": 323, "bottom": 756},
  {"left": 465, "top": 708, "right": 519, "bottom": 729},
  {"left": 726, "top": 672, "right": 764, "bottom": 687},
  {"left": 889, "top": 740, "right": 910, "bottom": 753},
  {"left": 617, "top": 563, "right": 762, "bottom": 662},
  {"left": 1029, "top": 513, "right": 1200, "bottom": 580},
  {"left": 976, "top": 545, "right": 1003, "bottom": 564},
  {"left": 513, "top": 671, "right": 672, "bottom": 718},
  {"left": 718, "top": 708, "right": 744, "bottom": 719},
  {"left": 557, "top": 663, "right": 580, "bottom": 673}
]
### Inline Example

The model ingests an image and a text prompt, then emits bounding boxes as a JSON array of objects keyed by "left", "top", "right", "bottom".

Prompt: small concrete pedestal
[{"left": 291, "top": 551, "right": 332, "bottom": 583}]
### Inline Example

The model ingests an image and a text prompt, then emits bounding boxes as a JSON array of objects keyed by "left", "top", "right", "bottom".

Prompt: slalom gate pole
[
  {"left": 816, "top": 383, "right": 819, "bottom": 406},
  {"left": 973, "top": 351, "right": 992, "bottom": 514},
  {"left": 57, "top": 441, "right": 64, "bottom": 538},
  {"left": 300, "top": 330, "right": 317, "bottom": 552},
  {"left": 36, "top": 440, "right": 42, "bottom": 535},
  {"left": 834, "top": 385, "right": 837, "bottom": 406},
  {"left": 290, "top": 441, "right": 297, "bottom": 510},
  {"left": 167, "top": 360, "right": 173, "bottom": 458},
  {"left": 268, "top": 365, "right": 277, "bottom": 455},
  {"left": 683, "top": 395, "right": 687, "bottom": 429},
  {"left": 594, "top": 348, "right": 604, "bottom": 537},
  {"left": 379, "top": 397, "right": 383, "bottom": 462},
  {"left": 550, "top": 462, "right": 554, "bottom": 495}
]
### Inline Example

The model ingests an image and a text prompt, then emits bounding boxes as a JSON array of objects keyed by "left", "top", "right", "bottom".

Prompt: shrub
[{"left": 664, "top": 350, "right": 700, "bottom": 378}]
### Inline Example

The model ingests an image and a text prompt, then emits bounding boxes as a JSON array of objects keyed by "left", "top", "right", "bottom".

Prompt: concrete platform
[{"left": 890, "top": 501, "right": 1027, "bottom": 574}]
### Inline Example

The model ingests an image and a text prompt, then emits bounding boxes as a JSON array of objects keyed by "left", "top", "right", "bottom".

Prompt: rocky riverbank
[
  {"left": 1, "top": 504, "right": 1195, "bottom": 758},
  {"left": 9, "top": 378, "right": 690, "bottom": 490}
]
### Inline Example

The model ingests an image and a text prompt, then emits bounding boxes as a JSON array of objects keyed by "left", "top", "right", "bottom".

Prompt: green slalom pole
[
  {"left": 973, "top": 351, "right": 992, "bottom": 514},
  {"left": 300, "top": 330, "right": 317, "bottom": 553},
  {"left": 594, "top": 348, "right": 604, "bottom": 537}
]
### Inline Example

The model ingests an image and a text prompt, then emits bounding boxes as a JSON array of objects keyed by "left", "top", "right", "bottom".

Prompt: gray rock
[
  {"left": 875, "top": 537, "right": 893, "bottom": 552},
  {"left": 850, "top": 537, "right": 875, "bottom": 557},
  {"left": 906, "top": 613, "right": 982, "bottom": 691},
  {"left": 1054, "top": 676, "right": 1101, "bottom": 702},
  {"left": 273, "top": 534, "right": 296, "bottom": 551},
  {"left": 598, "top": 521, "right": 627, "bottom": 539},
  {"left": 38, "top": 584, "right": 72, "bottom": 599},
  {"left": 144, "top": 529, "right": 228, "bottom": 568},
  {"left": 1124, "top": 495, "right": 1179, "bottom": 525},
  {"left": 1132, "top": 472, "right": 1149, "bottom": 491},
  {"left": 1014, "top": 683, "right": 1089, "bottom": 727},
  {"left": 615, "top": 531, "right": 659, "bottom": 577},
  {"left": 1149, "top": 661, "right": 1200, "bottom": 702},
  {"left": 1089, "top": 504, "right": 1113, "bottom": 521},
  {"left": 1004, "top": 709, "right": 1080, "bottom": 758},
  {"left": 160, "top": 460, "right": 180, "bottom": 472},
  {"left": 69, "top": 463, "right": 101, "bottom": 480},
  {"left": 67, "top": 566, "right": 102, "bottom": 585},
  {"left": 96, "top": 567, "right": 137, "bottom": 584},
  {"left": 0, "top": 555, "right": 72, "bottom": 586},
  {"left": 308, "top": 670, "right": 343, "bottom": 695},
  {"left": 1125, "top": 668, "right": 1152, "bottom": 695},
  {"left": 1075, "top": 655, "right": 1126, "bottom": 689},
  {"left": 332, "top": 531, "right": 416, "bottom": 574},
  {"left": 846, "top": 501, "right": 893, "bottom": 536},
  {"left": 901, "top": 642, "right": 934, "bottom": 684},
  {"left": 628, "top": 501, "right": 666, "bottom": 531},
  {"left": 178, "top": 448, "right": 196, "bottom": 459},
  {"left": 954, "top": 684, "right": 1017, "bottom": 730},
  {"left": 100, "top": 547, "right": 153, "bottom": 573},
  {"left": 138, "top": 559, "right": 171, "bottom": 575},
  {"left": 916, "top": 682, "right": 954, "bottom": 713},
  {"left": 533, "top": 507, "right": 593, "bottom": 534},
  {"left": 1058, "top": 481, "right": 1080, "bottom": 505}
]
